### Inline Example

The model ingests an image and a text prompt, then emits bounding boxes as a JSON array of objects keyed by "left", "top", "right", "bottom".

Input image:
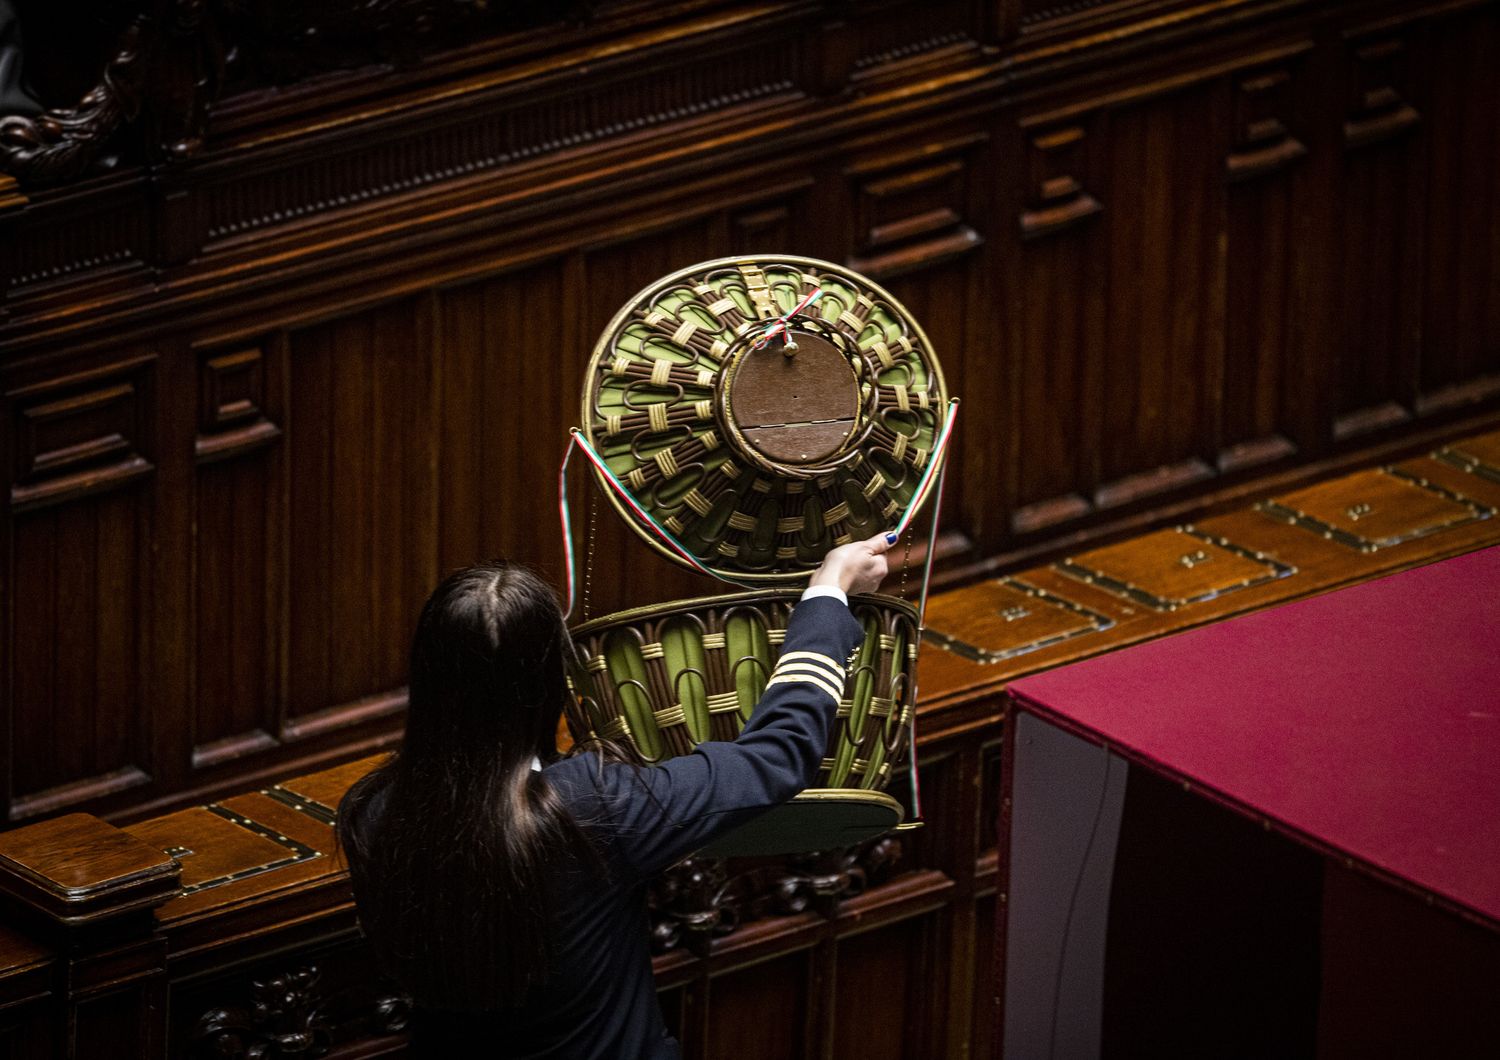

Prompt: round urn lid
[{"left": 580, "top": 255, "right": 949, "bottom": 582}]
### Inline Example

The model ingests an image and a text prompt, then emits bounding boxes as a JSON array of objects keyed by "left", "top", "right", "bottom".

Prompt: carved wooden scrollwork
[
  {"left": 647, "top": 835, "right": 904, "bottom": 956},
  {"left": 0, "top": 16, "right": 152, "bottom": 184},
  {"left": 193, "top": 964, "right": 334, "bottom": 1058},
  {"left": 0, "top": 0, "right": 225, "bottom": 185},
  {"left": 190, "top": 961, "right": 413, "bottom": 1059},
  {"left": 0, "top": 0, "right": 587, "bottom": 187}
]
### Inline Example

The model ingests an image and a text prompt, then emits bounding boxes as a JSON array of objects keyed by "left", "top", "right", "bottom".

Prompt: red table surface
[{"left": 1007, "top": 544, "right": 1500, "bottom": 927}]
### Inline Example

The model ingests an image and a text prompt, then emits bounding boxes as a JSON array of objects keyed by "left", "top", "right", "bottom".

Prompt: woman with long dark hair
[{"left": 338, "top": 532, "right": 893, "bottom": 1058}]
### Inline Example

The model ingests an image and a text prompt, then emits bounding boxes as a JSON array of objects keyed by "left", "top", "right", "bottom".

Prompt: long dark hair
[{"left": 337, "top": 563, "right": 599, "bottom": 1008}]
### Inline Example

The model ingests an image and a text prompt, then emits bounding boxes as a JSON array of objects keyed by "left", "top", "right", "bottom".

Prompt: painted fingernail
[{"left": 885, "top": 532, "right": 898, "bottom": 545}]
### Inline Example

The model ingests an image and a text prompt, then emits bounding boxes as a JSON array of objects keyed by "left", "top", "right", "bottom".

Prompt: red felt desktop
[{"left": 999, "top": 546, "right": 1500, "bottom": 1058}]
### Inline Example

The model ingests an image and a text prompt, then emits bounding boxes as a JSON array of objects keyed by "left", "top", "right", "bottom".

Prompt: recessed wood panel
[
  {"left": 193, "top": 456, "right": 279, "bottom": 768},
  {"left": 9, "top": 479, "right": 151, "bottom": 820},
  {"left": 284, "top": 301, "right": 436, "bottom": 730},
  {"left": 437, "top": 261, "right": 582, "bottom": 585},
  {"left": 1221, "top": 58, "right": 1311, "bottom": 474},
  {"left": 972, "top": 894, "right": 997, "bottom": 1060},
  {"left": 1435, "top": 430, "right": 1500, "bottom": 486},
  {"left": 1096, "top": 83, "right": 1225, "bottom": 500},
  {"left": 833, "top": 914, "right": 939, "bottom": 1060},
  {"left": 922, "top": 578, "right": 1113, "bottom": 664},
  {"left": 1010, "top": 123, "right": 1104, "bottom": 532},
  {"left": 192, "top": 338, "right": 286, "bottom": 769},
  {"left": 9, "top": 360, "right": 155, "bottom": 513},
  {"left": 846, "top": 138, "right": 984, "bottom": 280},
  {"left": 1417, "top": 7, "right": 1500, "bottom": 413},
  {"left": 195, "top": 346, "right": 281, "bottom": 462},
  {"left": 1333, "top": 32, "right": 1425, "bottom": 439},
  {"left": 706, "top": 953, "right": 809, "bottom": 1060}
]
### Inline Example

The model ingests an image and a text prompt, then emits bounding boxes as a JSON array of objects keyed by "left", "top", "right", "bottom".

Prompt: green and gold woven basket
[
  {"left": 581, "top": 255, "right": 949, "bottom": 581},
  {"left": 566, "top": 254, "right": 948, "bottom": 856},
  {"left": 566, "top": 590, "right": 919, "bottom": 856}
]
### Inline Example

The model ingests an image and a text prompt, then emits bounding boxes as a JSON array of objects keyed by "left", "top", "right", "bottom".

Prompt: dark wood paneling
[
  {"left": 832, "top": 913, "right": 942, "bottom": 1060},
  {"left": 191, "top": 340, "right": 286, "bottom": 770},
  {"left": 972, "top": 893, "right": 998, "bottom": 1060},
  {"left": 1009, "top": 119, "right": 1107, "bottom": 535},
  {"left": 705, "top": 953, "right": 810, "bottom": 1060},
  {"left": 1, "top": 4, "right": 1499, "bottom": 1056},
  {"left": 6, "top": 356, "right": 154, "bottom": 821},
  {"left": 1222, "top": 55, "right": 1313, "bottom": 472},
  {"left": 285, "top": 301, "right": 435, "bottom": 734},
  {"left": 1417, "top": 6, "right": 1500, "bottom": 414},
  {"left": 1333, "top": 29, "right": 1426, "bottom": 441},
  {"left": 1095, "top": 82, "right": 1226, "bottom": 504}
]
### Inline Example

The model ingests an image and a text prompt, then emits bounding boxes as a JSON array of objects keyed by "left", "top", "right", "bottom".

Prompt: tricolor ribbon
[
  {"left": 901, "top": 398, "right": 958, "bottom": 826},
  {"left": 750, "top": 288, "right": 825, "bottom": 349},
  {"left": 558, "top": 398, "right": 960, "bottom": 626}
]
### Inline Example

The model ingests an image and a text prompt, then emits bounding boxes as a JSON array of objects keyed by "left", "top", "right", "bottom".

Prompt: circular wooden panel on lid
[
  {"left": 724, "top": 330, "right": 861, "bottom": 466},
  {"left": 580, "top": 254, "right": 949, "bottom": 582}
]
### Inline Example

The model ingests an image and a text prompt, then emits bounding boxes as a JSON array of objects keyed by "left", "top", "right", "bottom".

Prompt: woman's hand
[{"left": 809, "top": 530, "right": 897, "bottom": 597}]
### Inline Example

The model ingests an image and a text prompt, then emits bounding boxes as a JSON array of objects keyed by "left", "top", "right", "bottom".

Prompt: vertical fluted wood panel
[
  {"left": 1224, "top": 177, "right": 1299, "bottom": 465},
  {"left": 285, "top": 301, "right": 433, "bottom": 725},
  {"left": 193, "top": 459, "right": 274, "bottom": 754},
  {"left": 1010, "top": 222, "right": 1106, "bottom": 534},
  {"left": 704, "top": 953, "right": 810, "bottom": 1060},
  {"left": 832, "top": 914, "right": 944, "bottom": 1059},
  {"left": 1419, "top": 8, "right": 1500, "bottom": 409},
  {"left": 10, "top": 489, "right": 148, "bottom": 816},
  {"left": 286, "top": 324, "right": 335, "bottom": 719},
  {"left": 437, "top": 262, "right": 582, "bottom": 584},
  {"left": 1096, "top": 85, "right": 1226, "bottom": 501},
  {"left": 1333, "top": 32, "right": 1426, "bottom": 439}
]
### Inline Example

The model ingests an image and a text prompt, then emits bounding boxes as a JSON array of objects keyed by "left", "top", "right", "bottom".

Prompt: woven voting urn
[
  {"left": 581, "top": 255, "right": 949, "bottom": 581},
  {"left": 567, "top": 591, "right": 919, "bottom": 856}
]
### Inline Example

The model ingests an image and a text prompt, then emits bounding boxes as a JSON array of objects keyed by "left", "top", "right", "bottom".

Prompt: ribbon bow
[{"left": 750, "top": 288, "right": 824, "bottom": 350}]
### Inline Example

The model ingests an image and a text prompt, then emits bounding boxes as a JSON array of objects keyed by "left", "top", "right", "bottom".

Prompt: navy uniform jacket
[{"left": 357, "top": 594, "right": 866, "bottom": 1058}]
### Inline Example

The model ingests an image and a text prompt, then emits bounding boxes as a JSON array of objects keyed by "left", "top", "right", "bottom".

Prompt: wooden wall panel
[
  {"left": 5, "top": 358, "right": 156, "bottom": 821},
  {"left": 1417, "top": 5, "right": 1500, "bottom": 413},
  {"left": 1096, "top": 83, "right": 1227, "bottom": 505},
  {"left": 1009, "top": 70, "right": 1235, "bottom": 533},
  {"left": 435, "top": 265, "right": 574, "bottom": 577},
  {"left": 705, "top": 953, "right": 810, "bottom": 1060},
  {"left": 1332, "top": 30, "right": 1426, "bottom": 441},
  {"left": 10, "top": 493, "right": 151, "bottom": 819},
  {"left": 831, "top": 914, "right": 942, "bottom": 1060},
  {"left": 1009, "top": 119, "right": 1107, "bottom": 535},
  {"left": 284, "top": 301, "right": 436, "bottom": 736},
  {"left": 1222, "top": 56, "right": 1313, "bottom": 472},
  {"left": 972, "top": 893, "right": 998, "bottom": 1060},
  {"left": 191, "top": 341, "right": 286, "bottom": 769}
]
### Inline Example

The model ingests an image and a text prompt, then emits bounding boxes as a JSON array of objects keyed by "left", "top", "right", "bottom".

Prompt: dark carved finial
[
  {"left": 192, "top": 963, "right": 333, "bottom": 1058},
  {"left": 646, "top": 835, "right": 906, "bottom": 956},
  {"left": 0, "top": 17, "right": 152, "bottom": 184},
  {"left": 0, "top": 0, "right": 596, "bottom": 188}
]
